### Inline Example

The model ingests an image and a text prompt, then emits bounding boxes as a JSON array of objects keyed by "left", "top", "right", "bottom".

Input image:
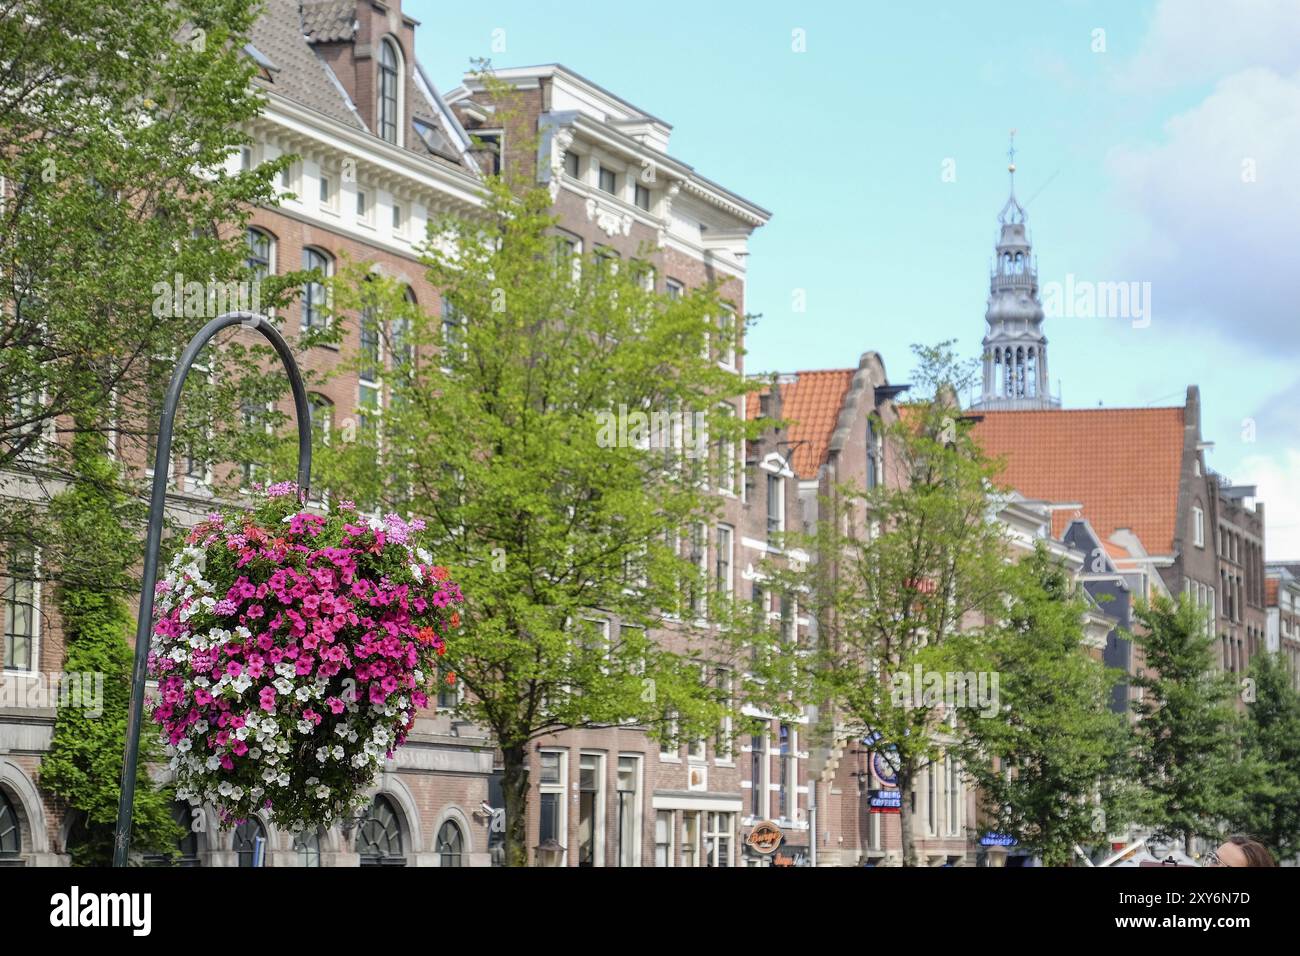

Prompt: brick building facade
[
  {"left": 448, "top": 63, "right": 774, "bottom": 867},
  {"left": 1, "top": 0, "right": 498, "bottom": 868}
]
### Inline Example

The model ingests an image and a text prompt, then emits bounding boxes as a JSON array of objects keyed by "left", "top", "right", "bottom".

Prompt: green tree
[
  {"left": 36, "top": 432, "right": 182, "bottom": 864},
  {"left": 1129, "top": 595, "right": 1243, "bottom": 854},
  {"left": 954, "top": 546, "right": 1137, "bottom": 866},
  {"left": 316, "top": 180, "right": 789, "bottom": 865},
  {"left": 0, "top": 0, "right": 298, "bottom": 551},
  {"left": 778, "top": 342, "right": 1009, "bottom": 866},
  {"left": 1, "top": 0, "right": 302, "bottom": 860},
  {"left": 1230, "top": 650, "right": 1300, "bottom": 860}
]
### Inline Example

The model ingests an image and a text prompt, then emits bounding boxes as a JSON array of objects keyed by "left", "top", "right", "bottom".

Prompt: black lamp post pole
[{"left": 112, "top": 312, "right": 312, "bottom": 867}]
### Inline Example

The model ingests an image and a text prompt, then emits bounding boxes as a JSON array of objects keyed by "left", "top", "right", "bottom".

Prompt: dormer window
[{"left": 379, "top": 39, "right": 401, "bottom": 144}]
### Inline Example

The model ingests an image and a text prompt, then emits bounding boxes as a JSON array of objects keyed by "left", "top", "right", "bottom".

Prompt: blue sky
[{"left": 414, "top": 0, "right": 1300, "bottom": 557}]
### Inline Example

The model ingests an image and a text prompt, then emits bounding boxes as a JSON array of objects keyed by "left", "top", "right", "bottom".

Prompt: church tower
[{"left": 974, "top": 132, "right": 1059, "bottom": 410}]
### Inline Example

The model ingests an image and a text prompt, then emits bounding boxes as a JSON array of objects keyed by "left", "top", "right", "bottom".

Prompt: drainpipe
[{"left": 808, "top": 777, "right": 817, "bottom": 867}]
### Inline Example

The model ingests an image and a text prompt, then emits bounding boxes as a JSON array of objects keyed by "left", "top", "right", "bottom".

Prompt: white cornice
[{"left": 255, "top": 92, "right": 484, "bottom": 214}]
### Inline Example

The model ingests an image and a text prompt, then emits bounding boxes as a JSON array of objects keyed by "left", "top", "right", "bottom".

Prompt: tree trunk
[
  {"left": 897, "top": 769, "right": 918, "bottom": 867},
  {"left": 501, "top": 742, "right": 531, "bottom": 867}
]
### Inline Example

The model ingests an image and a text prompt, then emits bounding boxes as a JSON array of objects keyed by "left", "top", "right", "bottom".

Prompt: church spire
[
  {"left": 998, "top": 129, "right": 1026, "bottom": 225},
  {"left": 974, "top": 133, "right": 1058, "bottom": 410}
]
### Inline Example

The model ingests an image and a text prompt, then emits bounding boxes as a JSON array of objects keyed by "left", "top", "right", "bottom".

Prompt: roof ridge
[{"left": 977, "top": 405, "right": 1184, "bottom": 414}]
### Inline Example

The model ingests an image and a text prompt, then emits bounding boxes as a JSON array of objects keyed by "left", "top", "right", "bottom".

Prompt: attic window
[{"left": 414, "top": 120, "right": 457, "bottom": 160}]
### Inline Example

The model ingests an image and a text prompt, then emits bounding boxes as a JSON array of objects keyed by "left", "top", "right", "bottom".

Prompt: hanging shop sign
[
  {"left": 746, "top": 821, "right": 784, "bottom": 855},
  {"left": 868, "top": 789, "right": 901, "bottom": 813}
]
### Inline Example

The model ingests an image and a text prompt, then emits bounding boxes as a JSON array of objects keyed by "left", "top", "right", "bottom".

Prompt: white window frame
[
  {"left": 659, "top": 710, "right": 679, "bottom": 762},
  {"left": 945, "top": 754, "right": 961, "bottom": 837},
  {"left": 926, "top": 762, "right": 938, "bottom": 836},
  {"left": 577, "top": 751, "right": 606, "bottom": 867},
  {"left": 717, "top": 307, "right": 736, "bottom": 369},
  {"left": 377, "top": 37, "right": 405, "bottom": 146},
  {"left": 703, "top": 811, "right": 734, "bottom": 867},
  {"left": 767, "top": 473, "right": 786, "bottom": 542},
  {"left": 682, "top": 811, "right": 701, "bottom": 868},
  {"left": 1193, "top": 505, "right": 1205, "bottom": 548},
  {"left": 715, "top": 668, "right": 733, "bottom": 764},
  {"left": 749, "top": 732, "right": 770, "bottom": 819},
  {"left": 301, "top": 247, "right": 334, "bottom": 332},
  {"left": 538, "top": 749, "right": 568, "bottom": 866},
  {"left": 2, "top": 546, "right": 40, "bottom": 675},
  {"left": 654, "top": 809, "right": 674, "bottom": 867},
  {"left": 616, "top": 754, "right": 643, "bottom": 867},
  {"left": 716, "top": 524, "right": 734, "bottom": 598},
  {"left": 318, "top": 171, "right": 337, "bottom": 214},
  {"left": 717, "top": 402, "right": 737, "bottom": 495}
]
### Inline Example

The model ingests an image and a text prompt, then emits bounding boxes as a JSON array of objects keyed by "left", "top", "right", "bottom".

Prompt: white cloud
[
  {"left": 1107, "top": 66, "right": 1300, "bottom": 354},
  {"left": 1118, "top": 0, "right": 1300, "bottom": 91},
  {"left": 1237, "top": 449, "right": 1300, "bottom": 560}
]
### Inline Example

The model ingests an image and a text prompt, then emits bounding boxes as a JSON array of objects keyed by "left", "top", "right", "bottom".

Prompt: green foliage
[
  {"left": 0, "top": 0, "right": 299, "bottom": 553},
  {"left": 316, "top": 179, "right": 788, "bottom": 863},
  {"left": 1128, "top": 594, "right": 1244, "bottom": 850},
  {"left": 774, "top": 341, "right": 1010, "bottom": 866},
  {"left": 37, "top": 433, "right": 181, "bottom": 865},
  {"left": 1229, "top": 650, "right": 1300, "bottom": 859},
  {"left": 954, "top": 546, "right": 1137, "bottom": 866}
]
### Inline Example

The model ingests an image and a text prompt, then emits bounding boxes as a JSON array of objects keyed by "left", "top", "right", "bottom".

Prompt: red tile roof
[
  {"left": 780, "top": 370, "right": 856, "bottom": 478},
  {"left": 972, "top": 406, "right": 1186, "bottom": 555}
]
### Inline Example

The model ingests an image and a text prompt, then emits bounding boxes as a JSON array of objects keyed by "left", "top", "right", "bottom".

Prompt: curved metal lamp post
[{"left": 112, "top": 312, "right": 312, "bottom": 867}]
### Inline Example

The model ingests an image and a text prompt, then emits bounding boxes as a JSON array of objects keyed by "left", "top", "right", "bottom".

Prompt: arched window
[
  {"left": 1013, "top": 252, "right": 1024, "bottom": 274},
  {"left": 144, "top": 802, "right": 201, "bottom": 866},
  {"left": 358, "top": 795, "right": 406, "bottom": 866},
  {"left": 233, "top": 818, "right": 268, "bottom": 867},
  {"left": 246, "top": 228, "right": 273, "bottom": 280},
  {"left": 437, "top": 820, "right": 464, "bottom": 867},
  {"left": 293, "top": 829, "right": 322, "bottom": 867},
  {"left": 0, "top": 789, "right": 21, "bottom": 860},
  {"left": 301, "top": 247, "right": 332, "bottom": 332},
  {"left": 378, "top": 39, "right": 401, "bottom": 144}
]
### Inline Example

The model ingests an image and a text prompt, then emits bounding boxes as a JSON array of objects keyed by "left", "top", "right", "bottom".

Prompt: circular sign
[
  {"left": 872, "top": 748, "right": 900, "bottom": 787},
  {"left": 746, "top": 821, "right": 783, "bottom": 855}
]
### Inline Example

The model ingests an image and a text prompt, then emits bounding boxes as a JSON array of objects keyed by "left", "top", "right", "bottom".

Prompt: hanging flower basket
[{"left": 146, "top": 483, "right": 463, "bottom": 831}]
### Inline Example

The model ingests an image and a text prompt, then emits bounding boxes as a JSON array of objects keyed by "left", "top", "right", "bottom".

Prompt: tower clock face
[{"left": 873, "top": 748, "right": 900, "bottom": 787}]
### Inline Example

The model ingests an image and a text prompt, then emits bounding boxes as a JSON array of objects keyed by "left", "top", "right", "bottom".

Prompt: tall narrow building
[{"left": 973, "top": 136, "right": 1058, "bottom": 410}]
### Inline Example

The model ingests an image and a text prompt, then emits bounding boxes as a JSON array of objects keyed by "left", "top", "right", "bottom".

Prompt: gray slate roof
[
  {"left": 246, "top": 0, "right": 470, "bottom": 171},
  {"left": 301, "top": 1, "right": 357, "bottom": 43}
]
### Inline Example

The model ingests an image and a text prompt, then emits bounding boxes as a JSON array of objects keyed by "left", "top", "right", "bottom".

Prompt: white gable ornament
[{"left": 585, "top": 198, "right": 632, "bottom": 237}]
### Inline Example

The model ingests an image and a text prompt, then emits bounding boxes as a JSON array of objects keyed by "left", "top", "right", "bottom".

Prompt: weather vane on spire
[
  {"left": 998, "top": 129, "right": 1026, "bottom": 225},
  {"left": 1007, "top": 128, "right": 1017, "bottom": 189}
]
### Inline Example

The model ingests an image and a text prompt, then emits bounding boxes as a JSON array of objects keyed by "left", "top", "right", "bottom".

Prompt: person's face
[{"left": 1207, "top": 842, "right": 1249, "bottom": 867}]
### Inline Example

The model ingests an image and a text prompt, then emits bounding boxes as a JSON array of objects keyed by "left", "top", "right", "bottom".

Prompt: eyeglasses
[{"left": 1204, "top": 848, "right": 1223, "bottom": 867}]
